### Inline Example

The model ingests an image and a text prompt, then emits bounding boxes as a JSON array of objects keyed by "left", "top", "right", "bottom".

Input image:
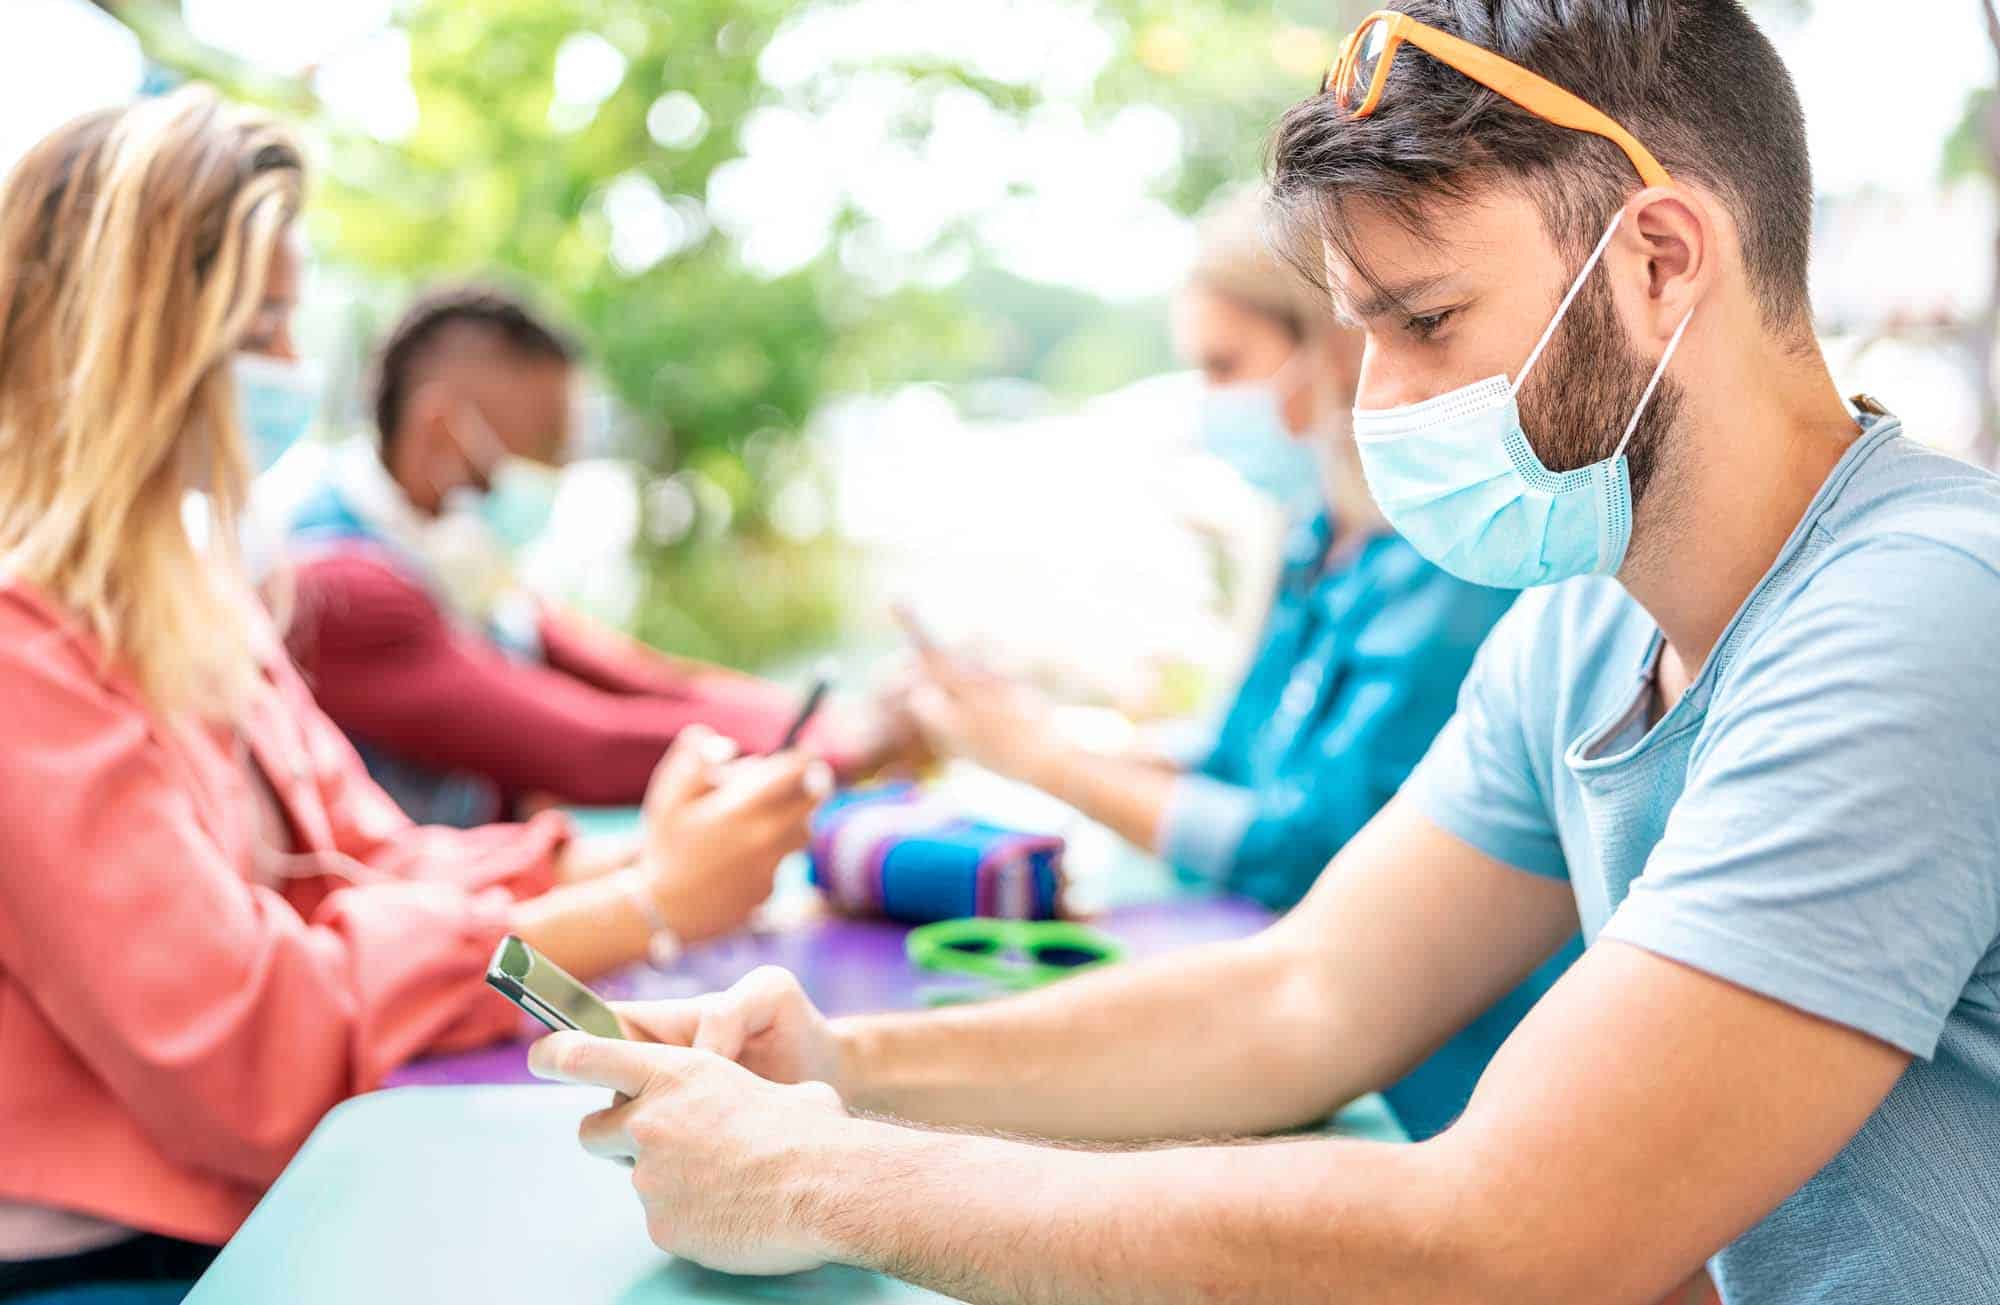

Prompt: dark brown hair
[
  {"left": 371, "top": 284, "right": 577, "bottom": 453},
  {"left": 1268, "top": 0, "right": 1812, "bottom": 338}
]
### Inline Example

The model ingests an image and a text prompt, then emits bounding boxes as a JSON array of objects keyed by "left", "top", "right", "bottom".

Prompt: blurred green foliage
[
  {"left": 113, "top": 0, "right": 1374, "bottom": 668},
  {"left": 303, "top": 0, "right": 983, "bottom": 493},
  {"left": 630, "top": 533, "right": 856, "bottom": 671},
  {"left": 1092, "top": 0, "right": 1365, "bottom": 211}
]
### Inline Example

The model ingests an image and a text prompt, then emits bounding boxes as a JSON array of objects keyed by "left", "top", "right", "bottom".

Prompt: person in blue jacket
[{"left": 910, "top": 188, "right": 1577, "bottom": 1139}]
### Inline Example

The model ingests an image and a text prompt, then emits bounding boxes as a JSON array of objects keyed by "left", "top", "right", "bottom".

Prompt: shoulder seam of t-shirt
[
  {"left": 1813, "top": 431, "right": 1999, "bottom": 544},
  {"left": 1711, "top": 526, "right": 1833, "bottom": 683},
  {"left": 1602, "top": 889, "right": 1948, "bottom": 1058},
  {"left": 1853, "top": 528, "right": 2000, "bottom": 584},
  {"left": 1712, "top": 526, "right": 2000, "bottom": 694},
  {"left": 1691, "top": 428, "right": 1911, "bottom": 686},
  {"left": 1406, "top": 783, "right": 1568, "bottom": 881}
]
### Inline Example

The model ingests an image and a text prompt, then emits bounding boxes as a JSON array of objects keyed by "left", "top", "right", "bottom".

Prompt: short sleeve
[
  {"left": 1602, "top": 537, "right": 2000, "bottom": 1059},
  {"left": 1402, "top": 591, "right": 1569, "bottom": 880}
]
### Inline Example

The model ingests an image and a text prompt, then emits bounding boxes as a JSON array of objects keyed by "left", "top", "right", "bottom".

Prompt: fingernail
[
  {"left": 701, "top": 734, "right": 740, "bottom": 764},
  {"left": 526, "top": 1033, "right": 568, "bottom": 1081},
  {"left": 803, "top": 760, "right": 834, "bottom": 800}
]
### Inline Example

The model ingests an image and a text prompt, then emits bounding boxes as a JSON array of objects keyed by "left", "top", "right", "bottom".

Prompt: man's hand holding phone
[{"left": 612, "top": 965, "right": 845, "bottom": 1095}]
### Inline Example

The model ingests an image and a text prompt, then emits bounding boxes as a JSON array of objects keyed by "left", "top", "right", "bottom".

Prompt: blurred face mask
[
  {"left": 1197, "top": 353, "right": 1321, "bottom": 511},
  {"left": 1350, "top": 210, "right": 1694, "bottom": 588},
  {"left": 476, "top": 456, "right": 562, "bottom": 554},
  {"left": 442, "top": 404, "right": 561, "bottom": 555},
  {"left": 231, "top": 353, "right": 321, "bottom": 475}
]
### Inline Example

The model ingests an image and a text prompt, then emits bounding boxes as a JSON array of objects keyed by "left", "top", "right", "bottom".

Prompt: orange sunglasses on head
[{"left": 1323, "top": 9, "right": 1673, "bottom": 190}]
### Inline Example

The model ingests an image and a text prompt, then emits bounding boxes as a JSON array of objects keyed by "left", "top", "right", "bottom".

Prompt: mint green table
[
  {"left": 185, "top": 1085, "right": 958, "bottom": 1304},
  {"left": 187, "top": 1085, "right": 1401, "bottom": 1304},
  {"left": 190, "top": 804, "right": 1404, "bottom": 1302}
]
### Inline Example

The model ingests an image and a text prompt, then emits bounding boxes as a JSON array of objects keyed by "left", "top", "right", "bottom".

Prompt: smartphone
[
  {"left": 777, "top": 674, "right": 832, "bottom": 750},
  {"left": 486, "top": 935, "right": 624, "bottom": 1039}
]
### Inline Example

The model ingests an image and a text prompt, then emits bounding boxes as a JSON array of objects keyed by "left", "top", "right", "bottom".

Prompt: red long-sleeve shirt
[{"left": 284, "top": 550, "right": 824, "bottom": 809}]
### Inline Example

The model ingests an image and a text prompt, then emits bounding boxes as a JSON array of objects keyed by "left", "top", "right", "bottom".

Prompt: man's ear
[{"left": 1616, "top": 186, "right": 1713, "bottom": 346}]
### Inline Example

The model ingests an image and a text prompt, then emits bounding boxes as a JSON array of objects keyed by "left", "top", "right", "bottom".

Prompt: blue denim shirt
[
  {"left": 1163, "top": 512, "right": 1579, "bottom": 1139},
  {"left": 1165, "top": 513, "right": 1514, "bottom": 907}
]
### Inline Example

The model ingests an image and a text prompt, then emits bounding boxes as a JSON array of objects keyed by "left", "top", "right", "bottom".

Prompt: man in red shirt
[{"left": 277, "top": 286, "right": 914, "bottom": 826}]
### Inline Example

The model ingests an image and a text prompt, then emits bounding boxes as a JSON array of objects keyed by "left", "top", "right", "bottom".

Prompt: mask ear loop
[
  {"left": 1510, "top": 209, "right": 1627, "bottom": 399},
  {"left": 1610, "top": 303, "right": 1696, "bottom": 461},
  {"left": 436, "top": 402, "right": 508, "bottom": 499},
  {"left": 454, "top": 402, "right": 509, "bottom": 471}
]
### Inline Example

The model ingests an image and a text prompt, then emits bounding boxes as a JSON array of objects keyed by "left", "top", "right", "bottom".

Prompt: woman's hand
[
  {"left": 638, "top": 727, "right": 832, "bottom": 945},
  {"left": 822, "top": 674, "right": 936, "bottom": 783},
  {"left": 906, "top": 654, "right": 1059, "bottom": 785}
]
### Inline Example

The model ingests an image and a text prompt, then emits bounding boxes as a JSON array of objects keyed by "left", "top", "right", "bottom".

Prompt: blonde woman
[{"left": 0, "top": 90, "right": 823, "bottom": 1301}]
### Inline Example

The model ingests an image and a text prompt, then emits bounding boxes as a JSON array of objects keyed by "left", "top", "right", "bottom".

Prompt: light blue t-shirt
[{"left": 1406, "top": 416, "right": 2000, "bottom": 1303}]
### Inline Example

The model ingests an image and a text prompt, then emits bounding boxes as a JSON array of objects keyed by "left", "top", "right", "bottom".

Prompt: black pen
[{"left": 777, "top": 675, "right": 832, "bottom": 751}]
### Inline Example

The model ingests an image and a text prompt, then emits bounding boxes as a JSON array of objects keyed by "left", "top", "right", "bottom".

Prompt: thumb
[
  {"left": 647, "top": 726, "right": 733, "bottom": 812},
  {"left": 907, "top": 683, "right": 957, "bottom": 739},
  {"left": 691, "top": 992, "right": 751, "bottom": 1061},
  {"left": 691, "top": 966, "right": 804, "bottom": 1067}
]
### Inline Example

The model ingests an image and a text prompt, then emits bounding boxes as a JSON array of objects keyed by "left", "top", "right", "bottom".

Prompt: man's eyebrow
[{"left": 1333, "top": 272, "right": 1458, "bottom": 324}]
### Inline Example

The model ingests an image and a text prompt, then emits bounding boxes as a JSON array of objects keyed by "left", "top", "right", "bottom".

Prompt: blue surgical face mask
[
  {"left": 441, "top": 403, "right": 562, "bottom": 554},
  {"left": 1350, "top": 210, "right": 1694, "bottom": 589},
  {"left": 1198, "top": 361, "right": 1321, "bottom": 511},
  {"left": 476, "top": 456, "right": 562, "bottom": 554},
  {"left": 231, "top": 353, "right": 321, "bottom": 475}
]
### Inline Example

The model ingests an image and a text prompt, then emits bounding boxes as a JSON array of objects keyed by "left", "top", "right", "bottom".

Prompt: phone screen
[{"left": 487, "top": 935, "right": 624, "bottom": 1040}]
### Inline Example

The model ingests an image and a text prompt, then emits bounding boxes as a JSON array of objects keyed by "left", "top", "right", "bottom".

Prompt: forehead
[
  {"left": 478, "top": 355, "right": 574, "bottom": 458},
  {"left": 1319, "top": 186, "right": 1557, "bottom": 318},
  {"left": 1171, "top": 285, "right": 1294, "bottom": 355}
]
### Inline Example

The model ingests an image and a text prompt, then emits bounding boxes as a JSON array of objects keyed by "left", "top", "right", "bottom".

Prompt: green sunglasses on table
[{"left": 907, "top": 918, "right": 1124, "bottom": 990}]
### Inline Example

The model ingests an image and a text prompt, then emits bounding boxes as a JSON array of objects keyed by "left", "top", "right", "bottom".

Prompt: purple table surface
[{"left": 389, "top": 894, "right": 1275, "bottom": 1088}]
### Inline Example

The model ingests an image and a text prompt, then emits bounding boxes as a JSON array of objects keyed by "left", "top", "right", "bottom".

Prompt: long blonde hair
[{"left": 0, "top": 87, "right": 304, "bottom": 720}]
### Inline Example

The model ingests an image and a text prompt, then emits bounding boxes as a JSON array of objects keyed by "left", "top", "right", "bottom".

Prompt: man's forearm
[
  {"left": 832, "top": 931, "right": 1363, "bottom": 1141},
  {"left": 805, "top": 1123, "right": 1500, "bottom": 1305}
]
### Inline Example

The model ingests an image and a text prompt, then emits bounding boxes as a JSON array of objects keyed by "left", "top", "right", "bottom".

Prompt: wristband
[{"left": 620, "top": 869, "right": 684, "bottom": 969}]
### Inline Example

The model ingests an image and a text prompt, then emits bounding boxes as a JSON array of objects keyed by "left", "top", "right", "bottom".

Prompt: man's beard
[{"left": 1514, "top": 272, "right": 1685, "bottom": 524}]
